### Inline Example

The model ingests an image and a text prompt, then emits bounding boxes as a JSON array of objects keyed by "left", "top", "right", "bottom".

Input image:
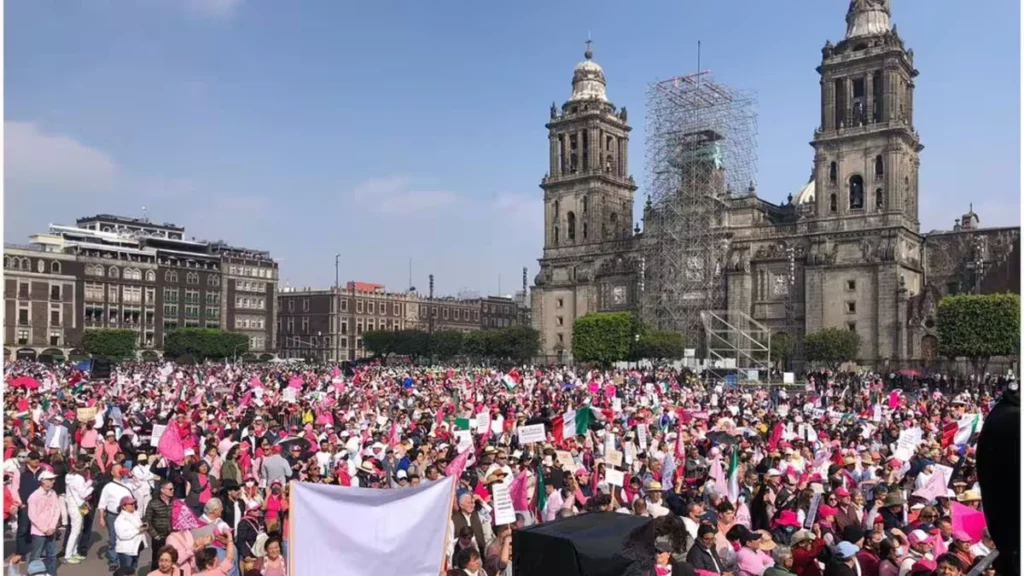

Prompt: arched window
[
  {"left": 554, "top": 227, "right": 560, "bottom": 244},
  {"left": 145, "top": 270, "right": 156, "bottom": 282},
  {"left": 51, "top": 261, "right": 61, "bottom": 274},
  {"left": 605, "top": 154, "right": 614, "bottom": 173},
  {"left": 553, "top": 200, "right": 559, "bottom": 218},
  {"left": 849, "top": 175, "right": 864, "bottom": 209},
  {"left": 875, "top": 188, "right": 884, "bottom": 209},
  {"left": 582, "top": 196, "right": 588, "bottom": 213},
  {"left": 874, "top": 155, "right": 884, "bottom": 178},
  {"left": 567, "top": 212, "right": 576, "bottom": 241},
  {"left": 20, "top": 258, "right": 30, "bottom": 271},
  {"left": 187, "top": 272, "right": 199, "bottom": 285},
  {"left": 3, "top": 257, "right": 9, "bottom": 269},
  {"left": 582, "top": 222, "right": 588, "bottom": 240},
  {"left": 829, "top": 162, "right": 837, "bottom": 184},
  {"left": 109, "top": 266, "right": 120, "bottom": 278},
  {"left": 829, "top": 193, "right": 838, "bottom": 213},
  {"left": 165, "top": 270, "right": 178, "bottom": 283}
]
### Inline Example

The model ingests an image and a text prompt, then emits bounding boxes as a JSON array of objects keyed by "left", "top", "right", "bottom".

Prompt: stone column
[
  {"left": 549, "top": 135, "right": 559, "bottom": 176},
  {"left": 620, "top": 137, "right": 629, "bottom": 178},
  {"left": 590, "top": 127, "right": 600, "bottom": 172},
  {"left": 846, "top": 78, "right": 854, "bottom": 128},
  {"left": 865, "top": 73, "right": 874, "bottom": 124}
]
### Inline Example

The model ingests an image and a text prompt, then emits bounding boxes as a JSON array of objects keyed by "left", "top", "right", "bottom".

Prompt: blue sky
[{"left": 5, "top": 0, "right": 1020, "bottom": 296}]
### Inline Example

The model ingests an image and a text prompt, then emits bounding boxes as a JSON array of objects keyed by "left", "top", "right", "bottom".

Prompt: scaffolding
[
  {"left": 701, "top": 310, "right": 772, "bottom": 385},
  {"left": 642, "top": 72, "right": 757, "bottom": 345}
]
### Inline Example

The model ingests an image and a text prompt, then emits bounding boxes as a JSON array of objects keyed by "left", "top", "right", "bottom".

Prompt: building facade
[
  {"left": 532, "top": 1, "right": 1020, "bottom": 368},
  {"left": 480, "top": 296, "right": 519, "bottom": 329},
  {"left": 3, "top": 214, "right": 278, "bottom": 360}
]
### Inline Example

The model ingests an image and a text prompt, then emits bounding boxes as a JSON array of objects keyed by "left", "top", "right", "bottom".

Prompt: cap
[
  {"left": 766, "top": 468, "right": 781, "bottom": 477},
  {"left": 120, "top": 496, "right": 137, "bottom": 507},
  {"left": 908, "top": 529, "right": 931, "bottom": 546},
  {"left": 791, "top": 529, "right": 816, "bottom": 546},
  {"left": 37, "top": 470, "right": 57, "bottom": 481},
  {"left": 835, "top": 487, "right": 850, "bottom": 497},
  {"left": 396, "top": 470, "right": 408, "bottom": 480},
  {"left": 910, "top": 560, "right": 937, "bottom": 574},
  {"left": 835, "top": 541, "right": 860, "bottom": 559}
]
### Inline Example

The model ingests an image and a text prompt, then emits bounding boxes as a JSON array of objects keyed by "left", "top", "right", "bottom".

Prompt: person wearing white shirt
[
  {"left": 63, "top": 461, "right": 93, "bottom": 564},
  {"left": 113, "top": 496, "right": 147, "bottom": 572},
  {"left": 98, "top": 467, "right": 136, "bottom": 569},
  {"left": 131, "top": 455, "right": 156, "bottom": 516},
  {"left": 970, "top": 529, "right": 995, "bottom": 559}
]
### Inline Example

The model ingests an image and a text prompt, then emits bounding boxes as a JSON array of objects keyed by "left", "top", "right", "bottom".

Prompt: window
[
  {"left": 86, "top": 264, "right": 104, "bottom": 277},
  {"left": 846, "top": 322, "right": 857, "bottom": 332},
  {"left": 567, "top": 212, "right": 576, "bottom": 241},
  {"left": 164, "top": 320, "right": 178, "bottom": 332},
  {"left": 846, "top": 301, "right": 857, "bottom": 314},
  {"left": 367, "top": 319, "right": 375, "bottom": 331},
  {"left": 288, "top": 299, "right": 294, "bottom": 312},
  {"left": 51, "top": 261, "right": 61, "bottom": 274},
  {"left": 393, "top": 303, "right": 400, "bottom": 315},
  {"left": 206, "top": 292, "right": 220, "bottom": 306},
  {"left": 846, "top": 280, "right": 856, "bottom": 291},
  {"left": 184, "top": 290, "right": 200, "bottom": 304},
  {"left": 557, "top": 333, "right": 564, "bottom": 344},
  {"left": 583, "top": 222, "right": 588, "bottom": 240},
  {"left": 108, "top": 285, "right": 119, "bottom": 303},
  {"left": 849, "top": 175, "right": 865, "bottom": 209},
  {"left": 186, "top": 272, "right": 199, "bottom": 285},
  {"left": 341, "top": 300, "right": 348, "bottom": 312},
  {"left": 109, "top": 266, "right": 120, "bottom": 278},
  {"left": 303, "top": 298, "right": 309, "bottom": 312},
  {"left": 341, "top": 321, "right": 348, "bottom": 335},
  {"left": 379, "top": 303, "right": 387, "bottom": 316},
  {"left": 206, "top": 307, "right": 220, "bottom": 320},
  {"left": 874, "top": 155, "right": 884, "bottom": 178},
  {"left": 301, "top": 317, "right": 309, "bottom": 333},
  {"left": 145, "top": 287, "right": 155, "bottom": 303},
  {"left": 85, "top": 283, "right": 105, "bottom": 302},
  {"left": 443, "top": 307, "right": 449, "bottom": 320},
  {"left": 208, "top": 275, "right": 220, "bottom": 287},
  {"left": 473, "top": 310, "right": 479, "bottom": 321},
  {"left": 18, "top": 307, "right": 29, "bottom": 326},
  {"left": 875, "top": 188, "right": 883, "bottom": 209},
  {"left": 146, "top": 270, "right": 156, "bottom": 282},
  {"left": 165, "top": 270, "right": 178, "bottom": 283},
  {"left": 829, "top": 193, "right": 838, "bottom": 213},
  {"left": 357, "top": 321, "right": 363, "bottom": 334},
  {"left": 432, "top": 306, "right": 438, "bottom": 318},
  {"left": 145, "top": 309, "right": 155, "bottom": 325},
  {"left": 357, "top": 300, "right": 364, "bottom": 313},
  {"left": 557, "top": 316, "right": 564, "bottom": 326},
  {"left": 454, "top": 309, "right": 460, "bottom": 321},
  {"left": 829, "top": 161, "right": 837, "bottom": 184},
  {"left": 554, "top": 227, "right": 559, "bottom": 244},
  {"left": 582, "top": 196, "right": 588, "bottom": 213},
  {"left": 124, "top": 286, "right": 142, "bottom": 304},
  {"left": 557, "top": 298, "right": 564, "bottom": 308},
  {"left": 553, "top": 200, "right": 559, "bottom": 218},
  {"left": 286, "top": 318, "right": 294, "bottom": 332},
  {"left": 164, "top": 304, "right": 178, "bottom": 317},
  {"left": 124, "top": 268, "right": 141, "bottom": 281},
  {"left": 164, "top": 289, "right": 179, "bottom": 303},
  {"left": 50, "top": 285, "right": 61, "bottom": 300},
  {"left": 17, "top": 329, "right": 29, "bottom": 345}
]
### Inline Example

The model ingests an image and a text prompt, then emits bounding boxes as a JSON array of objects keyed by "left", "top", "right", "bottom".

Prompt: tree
[
  {"left": 501, "top": 325, "right": 540, "bottom": 363},
  {"left": 633, "top": 330, "right": 686, "bottom": 360},
  {"left": 163, "top": 329, "right": 249, "bottom": 361},
  {"left": 937, "top": 293, "right": 1020, "bottom": 375},
  {"left": 432, "top": 330, "right": 464, "bottom": 361},
  {"left": 81, "top": 329, "right": 137, "bottom": 360},
  {"left": 394, "top": 330, "right": 428, "bottom": 358},
  {"left": 803, "top": 327, "right": 861, "bottom": 371},
  {"left": 363, "top": 330, "right": 400, "bottom": 360},
  {"left": 572, "top": 312, "right": 637, "bottom": 367},
  {"left": 769, "top": 332, "right": 796, "bottom": 370}
]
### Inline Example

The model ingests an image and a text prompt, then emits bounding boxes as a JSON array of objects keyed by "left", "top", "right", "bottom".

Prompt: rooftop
[{"left": 76, "top": 214, "right": 184, "bottom": 231}]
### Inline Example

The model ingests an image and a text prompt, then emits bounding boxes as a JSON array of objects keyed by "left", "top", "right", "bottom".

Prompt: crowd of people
[{"left": 1, "top": 360, "right": 1012, "bottom": 576}]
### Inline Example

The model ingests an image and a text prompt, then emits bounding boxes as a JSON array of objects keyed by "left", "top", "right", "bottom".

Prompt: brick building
[
  {"left": 3, "top": 214, "right": 277, "bottom": 360},
  {"left": 480, "top": 296, "right": 519, "bottom": 329}
]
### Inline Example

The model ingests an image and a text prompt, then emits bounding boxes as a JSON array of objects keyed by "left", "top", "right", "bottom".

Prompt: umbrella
[
  {"left": 276, "top": 436, "right": 311, "bottom": 456},
  {"left": 9, "top": 376, "right": 40, "bottom": 390}
]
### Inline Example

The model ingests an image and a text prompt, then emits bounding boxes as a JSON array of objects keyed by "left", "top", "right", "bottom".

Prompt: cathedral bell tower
[
  {"left": 541, "top": 41, "right": 636, "bottom": 252},
  {"left": 811, "top": 0, "right": 922, "bottom": 232}
]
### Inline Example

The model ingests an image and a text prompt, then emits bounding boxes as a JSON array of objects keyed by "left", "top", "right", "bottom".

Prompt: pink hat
[
  {"left": 908, "top": 529, "right": 931, "bottom": 546},
  {"left": 818, "top": 505, "right": 839, "bottom": 518},
  {"left": 834, "top": 487, "right": 850, "bottom": 497}
]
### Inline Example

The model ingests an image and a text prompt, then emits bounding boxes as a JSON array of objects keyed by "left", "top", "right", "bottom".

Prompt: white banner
[{"left": 292, "top": 478, "right": 453, "bottom": 576}]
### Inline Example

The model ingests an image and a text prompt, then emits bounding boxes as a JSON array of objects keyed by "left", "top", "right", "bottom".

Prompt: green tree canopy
[
  {"left": 770, "top": 332, "right": 796, "bottom": 369},
  {"left": 572, "top": 312, "right": 637, "bottom": 367},
  {"left": 431, "top": 330, "right": 464, "bottom": 361},
  {"left": 163, "top": 329, "right": 248, "bottom": 361},
  {"left": 937, "top": 293, "right": 1020, "bottom": 373},
  {"left": 363, "top": 330, "right": 401, "bottom": 359},
  {"left": 81, "top": 329, "right": 137, "bottom": 360},
  {"left": 633, "top": 330, "right": 686, "bottom": 360},
  {"left": 803, "top": 327, "right": 861, "bottom": 370}
]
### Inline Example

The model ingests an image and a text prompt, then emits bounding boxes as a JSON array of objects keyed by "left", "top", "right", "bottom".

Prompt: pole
[
  {"left": 335, "top": 254, "right": 340, "bottom": 364},
  {"left": 428, "top": 274, "right": 434, "bottom": 366}
]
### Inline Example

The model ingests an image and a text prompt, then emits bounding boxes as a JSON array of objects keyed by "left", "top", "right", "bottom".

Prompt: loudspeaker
[{"left": 91, "top": 357, "right": 112, "bottom": 380}]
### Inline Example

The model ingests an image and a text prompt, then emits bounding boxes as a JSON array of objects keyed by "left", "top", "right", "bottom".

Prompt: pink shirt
[
  {"left": 736, "top": 547, "right": 774, "bottom": 576},
  {"left": 194, "top": 556, "right": 233, "bottom": 576},
  {"left": 80, "top": 429, "right": 99, "bottom": 450},
  {"left": 27, "top": 487, "right": 61, "bottom": 536},
  {"left": 96, "top": 441, "right": 120, "bottom": 473}
]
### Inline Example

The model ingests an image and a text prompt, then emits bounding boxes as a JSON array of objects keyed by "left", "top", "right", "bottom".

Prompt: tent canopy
[{"left": 512, "top": 512, "right": 653, "bottom": 576}]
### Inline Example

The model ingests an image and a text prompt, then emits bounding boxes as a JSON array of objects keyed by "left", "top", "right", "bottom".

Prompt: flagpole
[
  {"left": 288, "top": 481, "right": 296, "bottom": 576},
  {"left": 438, "top": 475, "right": 458, "bottom": 573}
]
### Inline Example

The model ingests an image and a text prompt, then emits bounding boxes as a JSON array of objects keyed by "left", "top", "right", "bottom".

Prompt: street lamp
[
  {"left": 335, "top": 254, "right": 340, "bottom": 364},
  {"left": 427, "top": 274, "right": 434, "bottom": 366}
]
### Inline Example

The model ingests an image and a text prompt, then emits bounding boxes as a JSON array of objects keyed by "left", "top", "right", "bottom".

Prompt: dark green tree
[
  {"left": 81, "top": 329, "right": 138, "bottom": 360},
  {"left": 363, "top": 330, "right": 400, "bottom": 360},
  {"left": 769, "top": 332, "right": 796, "bottom": 370},
  {"left": 633, "top": 330, "right": 686, "bottom": 360},
  {"left": 432, "top": 330, "right": 464, "bottom": 361},
  {"left": 572, "top": 312, "right": 637, "bottom": 367},
  {"left": 163, "top": 329, "right": 248, "bottom": 361},
  {"left": 501, "top": 325, "right": 541, "bottom": 363},
  {"left": 937, "top": 293, "right": 1020, "bottom": 375},
  {"left": 394, "top": 330, "right": 429, "bottom": 358},
  {"left": 803, "top": 327, "right": 861, "bottom": 371}
]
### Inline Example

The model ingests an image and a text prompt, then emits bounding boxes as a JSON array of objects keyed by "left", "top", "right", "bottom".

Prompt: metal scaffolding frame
[
  {"left": 642, "top": 72, "right": 758, "bottom": 344},
  {"left": 701, "top": 310, "right": 772, "bottom": 385}
]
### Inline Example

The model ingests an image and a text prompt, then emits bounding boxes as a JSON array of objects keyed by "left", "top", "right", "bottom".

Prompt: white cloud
[
  {"left": 5, "top": 121, "right": 118, "bottom": 192},
  {"left": 352, "top": 175, "right": 458, "bottom": 217},
  {"left": 189, "top": 0, "right": 245, "bottom": 19}
]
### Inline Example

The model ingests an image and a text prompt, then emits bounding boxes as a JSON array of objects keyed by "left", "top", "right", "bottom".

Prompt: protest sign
[
  {"left": 605, "top": 468, "right": 624, "bottom": 487},
  {"left": 76, "top": 407, "right": 97, "bottom": 423},
  {"left": 492, "top": 483, "right": 516, "bottom": 525},
  {"left": 454, "top": 430, "right": 473, "bottom": 453},
  {"left": 804, "top": 493, "right": 821, "bottom": 528},
  {"left": 150, "top": 424, "right": 166, "bottom": 448},
  {"left": 555, "top": 450, "right": 576, "bottom": 472},
  {"left": 637, "top": 426, "right": 648, "bottom": 450},
  {"left": 604, "top": 449, "right": 623, "bottom": 467},
  {"left": 517, "top": 424, "right": 546, "bottom": 444}
]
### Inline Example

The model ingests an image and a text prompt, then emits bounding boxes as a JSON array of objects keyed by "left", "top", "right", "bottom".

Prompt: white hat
[
  {"left": 766, "top": 468, "right": 781, "bottom": 477},
  {"left": 184, "top": 448, "right": 195, "bottom": 457},
  {"left": 38, "top": 470, "right": 57, "bottom": 481},
  {"left": 396, "top": 470, "right": 408, "bottom": 479}
]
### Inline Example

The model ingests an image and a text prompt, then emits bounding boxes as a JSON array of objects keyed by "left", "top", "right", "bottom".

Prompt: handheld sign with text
[
  {"left": 555, "top": 450, "right": 576, "bottom": 472},
  {"left": 605, "top": 449, "right": 623, "bottom": 467},
  {"left": 517, "top": 424, "right": 546, "bottom": 444},
  {"left": 636, "top": 426, "right": 648, "bottom": 451},
  {"left": 491, "top": 484, "right": 516, "bottom": 525},
  {"left": 605, "top": 468, "right": 625, "bottom": 487}
]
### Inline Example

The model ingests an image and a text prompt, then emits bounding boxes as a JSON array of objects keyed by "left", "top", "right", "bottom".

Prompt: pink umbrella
[{"left": 9, "top": 376, "right": 40, "bottom": 389}]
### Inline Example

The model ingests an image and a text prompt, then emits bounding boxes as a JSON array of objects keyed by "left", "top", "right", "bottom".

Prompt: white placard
[
  {"left": 454, "top": 430, "right": 473, "bottom": 453},
  {"left": 612, "top": 398, "right": 622, "bottom": 412},
  {"left": 490, "top": 416, "right": 504, "bottom": 435},
  {"left": 872, "top": 405, "right": 883, "bottom": 422},
  {"left": 777, "top": 405, "right": 790, "bottom": 418},
  {"left": 684, "top": 349, "right": 696, "bottom": 358},
  {"left": 637, "top": 426, "right": 648, "bottom": 450},
  {"left": 604, "top": 431, "right": 616, "bottom": 454},
  {"left": 282, "top": 388, "right": 297, "bottom": 403},
  {"left": 517, "top": 424, "right": 546, "bottom": 444},
  {"left": 491, "top": 484, "right": 516, "bottom": 525},
  {"left": 783, "top": 372, "right": 795, "bottom": 384},
  {"left": 605, "top": 449, "right": 623, "bottom": 467},
  {"left": 375, "top": 415, "right": 388, "bottom": 427},
  {"left": 476, "top": 412, "right": 490, "bottom": 434},
  {"left": 933, "top": 463, "right": 954, "bottom": 488},
  {"left": 150, "top": 424, "right": 166, "bottom": 448},
  {"left": 605, "top": 468, "right": 625, "bottom": 487},
  {"left": 893, "top": 429, "right": 922, "bottom": 461},
  {"left": 624, "top": 442, "right": 635, "bottom": 465}
]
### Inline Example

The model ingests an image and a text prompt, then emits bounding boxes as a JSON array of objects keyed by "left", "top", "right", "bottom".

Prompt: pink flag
[
  {"left": 250, "top": 376, "right": 264, "bottom": 389},
  {"left": 889, "top": 390, "right": 900, "bottom": 409},
  {"left": 951, "top": 502, "right": 987, "bottom": 544},
  {"left": 604, "top": 385, "right": 617, "bottom": 398},
  {"left": 912, "top": 471, "right": 946, "bottom": 502},
  {"left": 157, "top": 420, "right": 186, "bottom": 465},
  {"left": 331, "top": 367, "right": 341, "bottom": 377},
  {"left": 709, "top": 457, "right": 728, "bottom": 496},
  {"left": 388, "top": 422, "right": 401, "bottom": 447},
  {"left": 445, "top": 448, "right": 471, "bottom": 479},
  {"left": 288, "top": 377, "right": 304, "bottom": 389}
]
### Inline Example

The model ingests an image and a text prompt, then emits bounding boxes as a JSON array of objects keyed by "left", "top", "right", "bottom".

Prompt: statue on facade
[
  {"left": 822, "top": 40, "right": 834, "bottom": 59},
  {"left": 846, "top": 0, "right": 891, "bottom": 39},
  {"left": 550, "top": 102, "right": 558, "bottom": 119}
]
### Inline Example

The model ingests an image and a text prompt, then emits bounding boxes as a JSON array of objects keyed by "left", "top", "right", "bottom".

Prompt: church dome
[
  {"left": 794, "top": 180, "right": 815, "bottom": 204},
  {"left": 569, "top": 42, "right": 608, "bottom": 102}
]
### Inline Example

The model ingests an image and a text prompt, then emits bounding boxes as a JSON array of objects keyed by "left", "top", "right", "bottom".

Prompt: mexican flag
[
  {"left": 551, "top": 407, "right": 599, "bottom": 444},
  {"left": 942, "top": 414, "right": 982, "bottom": 447},
  {"left": 535, "top": 468, "right": 547, "bottom": 520},
  {"left": 727, "top": 449, "right": 740, "bottom": 504}
]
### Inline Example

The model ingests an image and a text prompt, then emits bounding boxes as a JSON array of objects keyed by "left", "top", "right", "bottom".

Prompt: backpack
[{"left": 247, "top": 519, "right": 269, "bottom": 558}]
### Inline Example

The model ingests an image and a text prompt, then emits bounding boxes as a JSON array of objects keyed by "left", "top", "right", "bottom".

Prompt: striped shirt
[{"left": 27, "top": 487, "right": 61, "bottom": 536}]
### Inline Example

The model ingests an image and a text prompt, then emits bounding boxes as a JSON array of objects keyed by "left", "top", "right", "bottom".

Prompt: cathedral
[{"left": 531, "top": 0, "right": 1020, "bottom": 368}]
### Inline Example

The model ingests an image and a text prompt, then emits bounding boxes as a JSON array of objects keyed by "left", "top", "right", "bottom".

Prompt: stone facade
[{"left": 531, "top": 3, "right": 1020, "bottom": 367}]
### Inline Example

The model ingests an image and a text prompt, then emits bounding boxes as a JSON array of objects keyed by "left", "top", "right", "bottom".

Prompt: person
[
  {"left": 145, "top": 480, "right": 176, "bottom": 568},
  {"left": 791, "top": 528, "right": 826, "bottom": 576},
  {"left": 825, "top": 542, "right": 860, "bottom": 576},
  {"left": 453, "top": 547, "right": 487, "bottom": 576},
  {"left": 687, "top": 524, "right": 726, "bottom": 574},
  {"left": 484, "top": 523, "right": 512, "bottom": 576},
  {"left": 99, "top": 465, "right": 137, "bottom": 571},
  {"left": 26, "top": 560, "right": 50, "bottom": 576},
  {"left": 646, "top": 481, "right": 670, "bottom": 518},
  {"left": 17, "top": 450, "right": 45, "bottom": 557},
  {"left": 261, "top": 536, "right": 286, "bottom": 576},
  {"left": 220, "top": 447, "right": 243, "bottom": 487},
  {"left": 62, "top": 458, "right": 92, "bottom": 565},
  {"left": 877, "top": 539, "right": 902, "bottom": 576},
  {"left": 934, "top": 554, "right": 964, "bottom": 576},
  {"left": 449, "top": 492, "right": 490, "bottom": 561},
  {"left": 194, "top": 538, "right": 236, "bottom": 576},
  {"left": 898, "top": 530, "right": 935, "bottom": 576},
  {"left": 114, "top": 495, "right": 146, "bottom": 572},
  {"left": 186, "top": 460, "right": 214, "bottom": 517},
  {"left": 147, "top": 545, "right": 181, "bottom": 576},
  {"left": 26, "top": 469, "right": 60, "bottom": 576},
  {"left": 736, "top": 527, "right": 774, "bottom": 576},
  {"left": 765, "top": 546, "right": 797, "bottom": 576},
  {"left": 968, "top": 529, "right": 994, "bottom": 559},
  {"left": 165, "top": 501, "right": 214, "bottom": 576}
]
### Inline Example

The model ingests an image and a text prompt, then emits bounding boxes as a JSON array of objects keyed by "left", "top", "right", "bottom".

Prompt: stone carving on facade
[
  {"left": 772, "top": 274, "right": 789, "bottom": 297},
  {"left": 860, "top": 238, "right": 878, "bottom": 263},
  {"left": 550, "top": 102, "right": 558, "bottom": 119}
]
